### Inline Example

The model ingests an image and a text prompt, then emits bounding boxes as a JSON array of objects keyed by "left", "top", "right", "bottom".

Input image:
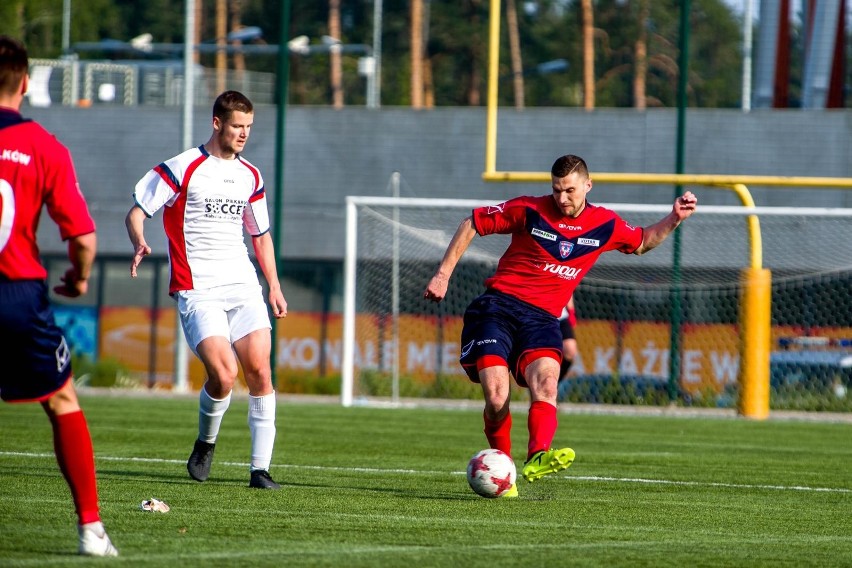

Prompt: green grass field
[{"left": 1, "top": 392, "right": 851, "bottom": 567}]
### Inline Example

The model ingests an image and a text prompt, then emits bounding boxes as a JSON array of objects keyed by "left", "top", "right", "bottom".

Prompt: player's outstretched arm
[
  {"left": 54, "top": 232, "right": 97, "bottom": 298},
  {"left": 252, "top": 232, "right": 287, "bottom": 319},
  {"left": 634, "top": 191, "right": 697, "bottom": 255},
  {"left": 125, "top": 205, "right": 152, "bottom": 278},
  {"left": 424, "top": 215, "right": 477, "bottom": 303}
]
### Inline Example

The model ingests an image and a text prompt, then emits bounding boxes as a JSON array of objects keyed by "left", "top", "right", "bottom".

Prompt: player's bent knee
[
  {"left": 204, "top": 371, "right": 237, "bottom": 393},
  {"left": 41, "top": 379, "right": 81, "bottom": 416},
  {"left": 530, "top": 385, "right": 558, "bottom": 403}
]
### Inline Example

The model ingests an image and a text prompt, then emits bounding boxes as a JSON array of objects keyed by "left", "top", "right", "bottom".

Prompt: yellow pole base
[{"left": 738, "top": 267, "right": 772, "bottom": 419}]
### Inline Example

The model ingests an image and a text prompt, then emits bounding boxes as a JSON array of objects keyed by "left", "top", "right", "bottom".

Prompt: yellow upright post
[
  {"left": 484, "top": 0, "right": 501, "bottom": 175},
  {"left": 738, "top": 267, "right": 772, "bottom": 419}
]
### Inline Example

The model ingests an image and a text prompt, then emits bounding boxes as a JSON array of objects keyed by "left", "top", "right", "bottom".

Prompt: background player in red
[
  {"left": 125, "top": 90, "right": 287, "bottom": 490},
  {"left": 559, "top": 295, "right": 578, "bottom": 381},
  {"left": 425, "top": 154, "right": 696, "bottom": 495},
  {"left": 0, "top": 36, "right": 118, "bottom": 556}
]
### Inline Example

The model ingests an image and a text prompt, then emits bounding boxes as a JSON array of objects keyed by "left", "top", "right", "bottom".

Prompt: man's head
[
  {"left": 211, "top": 90, "right": 254, "bottom": 157},
  {"left": 212, "top": 90, "right": 253, "bottom": 123},
  {"left": 550, "top": 154, "right": 592, "bottom": 218},
  {"left": 0, "top": 36, "right": 29, "bottom": 102}
]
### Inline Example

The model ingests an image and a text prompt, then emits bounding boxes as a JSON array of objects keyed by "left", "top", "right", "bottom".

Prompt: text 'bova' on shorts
[
  {"left": 176, "top": 282, "right": 271, "bottom": 355},
  {"left": 0, "top": 280, "right": 72, "bottom": 402},
  {"left": 459, "top": 289, "right": 561, "bottom": 386}
]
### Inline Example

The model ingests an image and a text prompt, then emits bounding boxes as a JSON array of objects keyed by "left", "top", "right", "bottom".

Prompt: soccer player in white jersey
[{"left": 125, "top": 90, "right": 287, "bottom": 489}]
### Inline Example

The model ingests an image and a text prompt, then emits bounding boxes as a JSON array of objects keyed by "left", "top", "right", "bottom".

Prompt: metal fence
[{"left": 28, "top": 58, "right": 276, "bottom": 108}]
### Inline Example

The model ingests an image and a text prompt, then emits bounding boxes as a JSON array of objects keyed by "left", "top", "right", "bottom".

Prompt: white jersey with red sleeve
[
  {"left": 0, "top": 110, "right": 95, "bottom": 280},
  {"left": 472, "top": 194, "right": 643, "bottom": 316},
  {"left": 133, "top": 145, "right": 270, "bottom": 294}
]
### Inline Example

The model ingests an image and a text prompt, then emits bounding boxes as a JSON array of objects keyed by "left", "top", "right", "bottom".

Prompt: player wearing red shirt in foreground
[
  {"left": 425, "top": 154, "right": 697, "bottom": 496},
  {"left": 0, "top": 36, "right": 117, "bottom": 556}
]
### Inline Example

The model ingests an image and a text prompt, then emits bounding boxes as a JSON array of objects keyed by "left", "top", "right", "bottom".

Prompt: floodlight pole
[
  {"left": 173, "top": 0, "right": 196, "bottom": 393},
  {"left": 62, "top": 0, "right": 71, "bottom": 54},
  {"left": 270, "top": 0, "right": 292, "bottom": 385},
  {"left": 742, "top": 0, "right": 754, "bottom": 111},
  {"left": 669, "top": 0, "right": 691, "bottom": 402},
  {"left": 371, "top": 0, "right": 383, "bottom": 107}
]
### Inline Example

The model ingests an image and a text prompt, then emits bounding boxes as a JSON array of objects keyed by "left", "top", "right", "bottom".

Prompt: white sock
[
  {"left": 79, "top": 521, "right": 105, "bottom": 535},
  {"left": 198, "top": 388, "right": 231, "bottom": 444},
  {"left": 248, "top": 393, "right": 276, "bottom": 472}
]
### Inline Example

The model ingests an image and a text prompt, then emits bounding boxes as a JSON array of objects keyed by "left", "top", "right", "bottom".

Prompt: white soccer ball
[{"left": 466, "top": 448, "right": 517, "bottom": 498}]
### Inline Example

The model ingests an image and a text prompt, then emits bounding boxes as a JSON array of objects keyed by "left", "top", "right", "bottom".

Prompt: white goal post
[
  {"left": 343, "top": 197, "right": 502, "bottom": 407},
  {"left": 342, "top": 196, "right": 852, "bottom": 410}
]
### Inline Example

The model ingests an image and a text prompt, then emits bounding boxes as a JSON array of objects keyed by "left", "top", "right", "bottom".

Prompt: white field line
[
  {"left": 2, "top": 450, "right": 850, "bottom": 494},
  {"left": 567, "top": 475, "right": 852, "bottom": 493}
]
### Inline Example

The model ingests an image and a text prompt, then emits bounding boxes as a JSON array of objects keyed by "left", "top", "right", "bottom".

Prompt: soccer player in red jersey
[
  {"left": 425, "top": 154, "right": 697, "bottom": 492},
  {"left": 0, "top": 36, "right": 118, "bottom": 556}
]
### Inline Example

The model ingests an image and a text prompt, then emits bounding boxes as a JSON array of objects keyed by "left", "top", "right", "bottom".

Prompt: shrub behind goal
[{"left": 342, "top": 196, "right": 852, "bottom": 412}]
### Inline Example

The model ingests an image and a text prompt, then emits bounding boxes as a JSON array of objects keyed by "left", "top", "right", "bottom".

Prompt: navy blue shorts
[
  {"left": 460, "top": 290, "right": 561, "bottom": 387},
  {"left": 0, "top": 280, "right": 72, "bottom": 402}
]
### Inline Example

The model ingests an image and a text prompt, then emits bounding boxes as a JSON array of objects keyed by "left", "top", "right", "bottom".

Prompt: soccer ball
[{"left": 466, "top": 449, "right": 517, "bottom": 498}]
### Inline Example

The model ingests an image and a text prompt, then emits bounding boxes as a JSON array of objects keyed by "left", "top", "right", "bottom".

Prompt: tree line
[{"left": 1, "top": 0, "right": 762, "bottom": 108}]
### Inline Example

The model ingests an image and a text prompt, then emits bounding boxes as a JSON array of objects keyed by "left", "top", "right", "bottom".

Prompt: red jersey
[
  {"left": 472, "top": 195, "right": 643, "bottom": 316},
  {"left": 0, "top": 108, "right": 94, "bottom": 280}
]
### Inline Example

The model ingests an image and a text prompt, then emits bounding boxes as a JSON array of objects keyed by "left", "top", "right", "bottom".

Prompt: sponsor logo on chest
[
  {"left": 543, "top": 263, "right": 582, "bottom": 280},
  {"left": 531, "top": 227, "right": 557, "bottom": 241},
  {"left": 204, "top": 197, "right": 247, "bottom": 218},
  {"left": 577, "top": 238, "right": 600, "bottom": 247}
]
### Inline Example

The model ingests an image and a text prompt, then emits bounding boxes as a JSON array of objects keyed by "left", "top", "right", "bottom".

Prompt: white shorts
[{"left": 176, "top": 283, "right": 271, "bottom": 355}]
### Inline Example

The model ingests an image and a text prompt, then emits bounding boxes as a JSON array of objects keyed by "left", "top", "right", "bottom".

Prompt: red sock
[
  {"left": 483, "top": 410, "right": 512, "bottom": 456},
  {"left": 527, "top": 401, "right": 558, "bottom": 460},
  {"left": 51, "top": 411, "right": 101, "bottom": 525}
]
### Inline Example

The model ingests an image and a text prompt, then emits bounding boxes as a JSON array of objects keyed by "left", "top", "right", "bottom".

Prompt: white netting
[{"left": 343, "top": 197, "right": 852, "bottom": 411}]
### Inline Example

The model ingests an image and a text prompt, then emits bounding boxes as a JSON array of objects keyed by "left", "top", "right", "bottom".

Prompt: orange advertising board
[
  {"left": 97, "top": 308, "right": 851, "bottom": 395},
  {"left": 99, "top": 307, "right": 205, "bottom": 388}
]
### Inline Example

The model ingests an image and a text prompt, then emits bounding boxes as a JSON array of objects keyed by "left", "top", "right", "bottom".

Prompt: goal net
[{"left": 342, "top": 196, "right": 852, "bottom": 412}]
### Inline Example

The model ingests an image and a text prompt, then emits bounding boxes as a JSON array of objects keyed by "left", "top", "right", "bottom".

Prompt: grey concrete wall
[{"left": 27, "top": 104, "right": 852, "bottom": 258}]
